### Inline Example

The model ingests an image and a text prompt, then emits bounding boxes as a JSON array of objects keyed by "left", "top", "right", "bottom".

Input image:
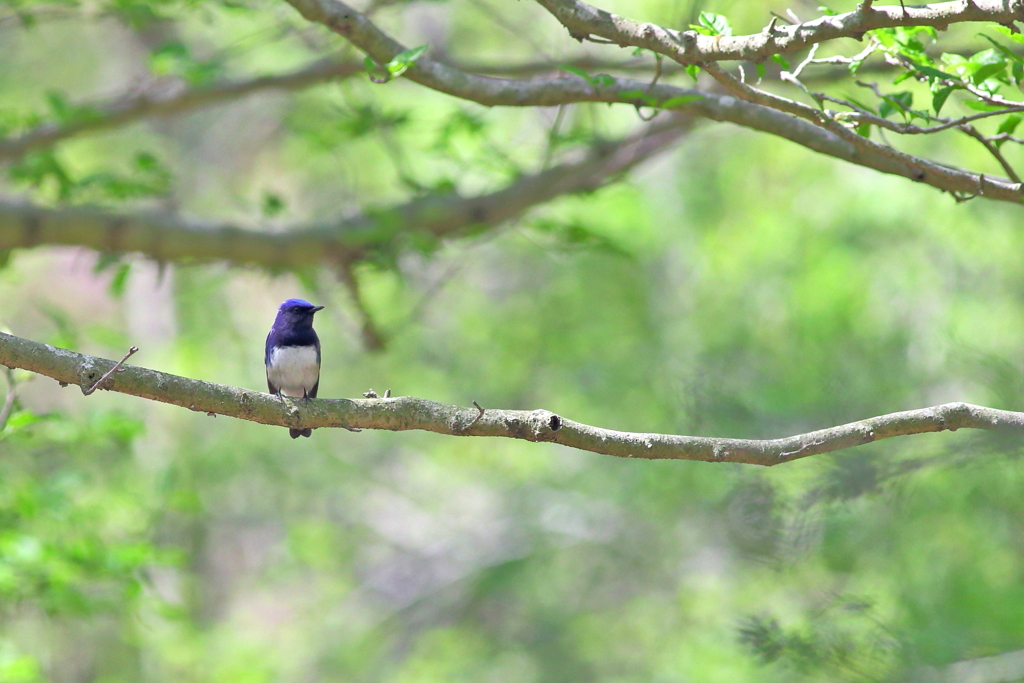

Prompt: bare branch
[
  {"left": 3, "top": 330, "right": 1023, "bottom": 466},
  {"left": 336, "top": 259, "right": 387, "bottom": 351},
  {"left": 0, "top": 59, "right": 365, "bottom": 163},
  {"left": 960, "top": 125, "right": 1022, "bottom": 183},
  {"left": 0, "top": 118, "right": 689, "bottom": 267}
]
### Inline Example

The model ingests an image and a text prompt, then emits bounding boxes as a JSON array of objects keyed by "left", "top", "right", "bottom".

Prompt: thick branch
[
  {"left": 532, "top": 0, "right": 1024, "bottom": 65},
  {"left": 2, "top": 331, "right": 1022, "bottom": 466},
  {"left": 281, "top": 0, "right": 1023, "bottom": 202},
  {"left": 0, "top": 118, "right": 688, "bottom": 267}
]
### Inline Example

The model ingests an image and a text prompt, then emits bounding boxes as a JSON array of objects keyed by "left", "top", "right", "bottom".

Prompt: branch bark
[
  {"left": 0, "top": 117, "right": 690, "bottom": 268},
  {"left": 2, "top": 331, "right": 1022, "bottom": 466}
]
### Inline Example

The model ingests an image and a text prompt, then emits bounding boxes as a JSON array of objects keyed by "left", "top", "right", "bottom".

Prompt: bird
[{"left": 265, "top": 298, "right": 324, "bottom": 438}]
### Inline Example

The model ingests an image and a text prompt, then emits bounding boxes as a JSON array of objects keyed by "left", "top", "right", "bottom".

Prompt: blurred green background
[{"left": 2, "top": 0, "right": 1024, "bottom": 681}]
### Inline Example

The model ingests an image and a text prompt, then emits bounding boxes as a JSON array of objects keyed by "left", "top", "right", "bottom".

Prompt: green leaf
[
  {"left": 979, "top": 34, "right": 1023, "bottom": 64},
  {"left": 931, "top": 85, "right": 954, "bottom": 114},
  {"left": 560, "top": 65, "right": 590, "bottom": 80},
  {"left": 993, "top": 24, "right": 1024, "bottom": 45},
  {"left": 108, "top": 263, "right": 131, "bottom": 299},
  {"left": 969, "top": 49, "right": 1008, "bottom": 84},
  {"left": 559, "top": 66, "right": 615, "bottom": 88},
  {"left": 386, "top": 44, "right": 428, "bottom": 78},
  {"left": 261, "top": 191, "right": 285, "bottom": 217},
  {"left": 817, "top": 5, "right": 838, "bottom": 16},
  {"left": 962, "top": 99, "right": 1006, "bottom": 111},
  {"left": 756, "top": 62, "right": 766, "bottom": 80},
  {"left": 914, "top": 63, "right": 957, "bottom": 82},
  {"left": 998, "top": 113, "right": 1023, "bottom": 134},
  {"left": 660, "top": 94, "right": 704, "bottom": 108},
  {"left": 771, "top": 54, "right": 790, "bottom": 70},
  {"left": 690, "top": 11, "right": 731, "bottom": 36},
  {"left": 879, "top": 91, "right": 912, "bottom": 119},
  {"left": 995, "top": 113, "right": 1022, "bottom": 147},
  {"left": 685, "top": 64, "right": 700, "bottom": 82}
]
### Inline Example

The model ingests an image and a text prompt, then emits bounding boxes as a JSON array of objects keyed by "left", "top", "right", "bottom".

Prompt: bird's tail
[{"left": 289, "top": 428, "right": 313, "bottom": 439}]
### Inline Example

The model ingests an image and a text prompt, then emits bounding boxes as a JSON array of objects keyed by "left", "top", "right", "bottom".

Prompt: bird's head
[{"left": 276, "top": 298, "right": 324, "bottom": 327}]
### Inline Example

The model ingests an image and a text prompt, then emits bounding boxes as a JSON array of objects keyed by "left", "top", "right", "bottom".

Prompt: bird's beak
[{"left": 311, "top": 305, "right": 325, "bottom": 313}]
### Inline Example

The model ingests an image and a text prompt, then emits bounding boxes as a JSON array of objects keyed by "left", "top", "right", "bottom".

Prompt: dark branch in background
[
  {"left": 336, "top": 259, "right": 386, "bottom": 351},
  {"left": 0, "top": 59, "right": 365, "bottom": 163},
  {"left": 0, "top": 116, "right": 691, "bottom": 268},
  {"left": 3, "top": 331, "right": 1024, "bottom": 466}
]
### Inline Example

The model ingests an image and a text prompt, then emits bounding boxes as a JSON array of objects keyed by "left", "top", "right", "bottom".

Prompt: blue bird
[{"left": 266, "top": 298, "right": 324, "bottom": 438}]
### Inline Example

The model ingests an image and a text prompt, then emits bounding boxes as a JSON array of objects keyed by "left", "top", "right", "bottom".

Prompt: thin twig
[
  {"left": 82, "top": 346, "right": 138, "bottom": 396},
  {"left": 960, "top": 125, "right": 1022, "bottom": 183},
  {"left": 542, "top": 104, "right": 568, "bottom": 170},
  {"left": 470, "top": 401, "right": 485, "bottom": 427},
  {"left": 0, "top": 368, "right": 16, "bottom": 431},
  {"left": 790, "top": 43, "right": 820, "bottom": 79},
  {"left": 337, "top": 260, "right": 387, "bottom": 352}
]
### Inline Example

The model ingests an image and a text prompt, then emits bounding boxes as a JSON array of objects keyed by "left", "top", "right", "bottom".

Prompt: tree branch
[
  {"left": 531, "top": 0, "right": 1024, "bottom": 65},
  {"left": 0, "top": 59, "right": 365, "bottom": 163},
  {"left": 2, "top": 331, "right": 1022, "bottom": 466},
  {"left": 0, "top": 50, "right": 907, "bottom": 164},
  {"left": 0, "top": 117, "right": 690, "bottom": 267},
  {"left": 280, "top": 0, "right": 1024, "bottom": 202}
]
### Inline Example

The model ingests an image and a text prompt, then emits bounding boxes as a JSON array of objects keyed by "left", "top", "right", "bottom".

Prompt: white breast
[{"left": 267, "top": 345, "right": 320, "bottom": 397}]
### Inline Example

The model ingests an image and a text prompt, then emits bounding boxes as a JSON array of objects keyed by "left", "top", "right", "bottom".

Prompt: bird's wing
[
  {"left": 265, "top": 328, "right": 279, "bottom": 394},
  {"left": 264, "top": 327, "right": 275, "bottom": 366},
  {"left": 308, "top": 379, "right": 319, "bottom": 399}
]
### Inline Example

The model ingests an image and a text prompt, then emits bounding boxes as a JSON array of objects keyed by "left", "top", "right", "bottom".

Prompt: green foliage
[
  {"left": 365, "top": 45, "right": 429, "bottom": 83},
  {"left": 149, "top": 42, "right": 224, "bottom": 85},
  {"left": 5, "top": 1, "right": 1024, "bottom": 681},
  {"left": 0, "top": 409, "right": 164, "bottom": 616},
  {"left": 689, "top": 11, "right": 732, "bottom": 37},
  {"left": 559, "top": 65, "right": 616, "bottom": 88},
  {"left": 9, "top": 151, "right": 171, "bottom": 203}
]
